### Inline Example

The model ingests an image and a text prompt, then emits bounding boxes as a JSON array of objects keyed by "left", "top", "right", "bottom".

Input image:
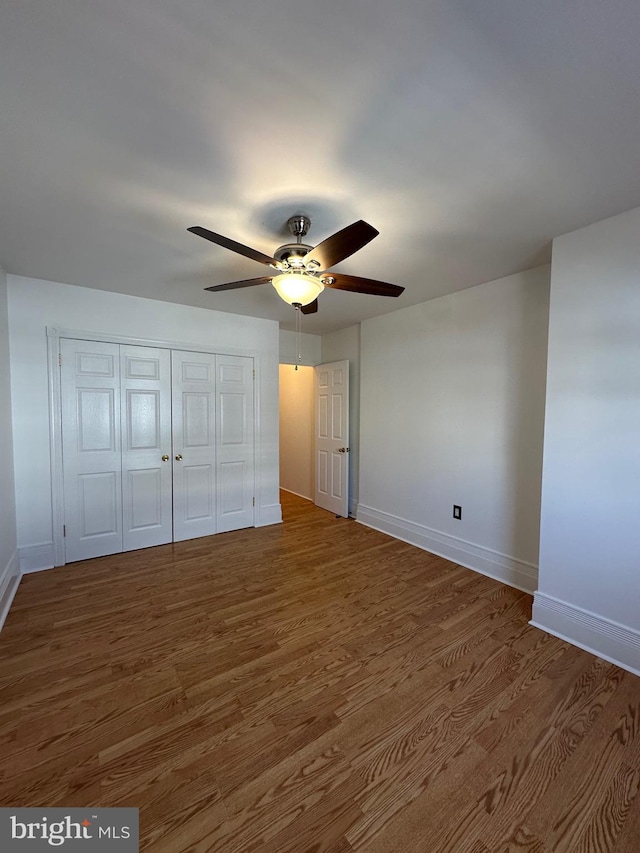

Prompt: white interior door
[
  {"left": 314, "top": 360, "right": 349, "bottom": 517},
  {"left": 61, "top": 339, "right": 123, "bottom": 561},
  {"left": 121, "top": 345, "right": 173, "bottom": 551},
  {"left": 216, "top": 355, "right": 255, "bottom": 533},
  {"left": 172, "top": 350, "right": 217, "bottom": 541}
]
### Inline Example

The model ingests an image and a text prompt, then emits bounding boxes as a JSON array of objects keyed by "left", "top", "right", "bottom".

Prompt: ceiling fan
[{"left": 188, "top": 215, "right": 404, "bottom": 314}]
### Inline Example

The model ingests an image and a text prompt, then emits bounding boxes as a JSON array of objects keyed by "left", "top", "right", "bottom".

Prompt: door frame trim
[{"left": 47, "top": 326, "right": 261, "bottom": 566}]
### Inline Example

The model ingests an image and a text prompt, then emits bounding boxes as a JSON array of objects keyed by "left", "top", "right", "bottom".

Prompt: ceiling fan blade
[
  {"left": 189, "top": 226, "right": 279, "bottom": 267},
  {"left": 300, "top": 299, "right": 318, "bottom": 315},
  {"left": 305, "top": 220, "right": 379, "bottom": 270},
  {"left": 204, "top": 275, "right": 273, "bottom": 293},
  {"left": 322, "top": 273, "right": 404, "bottom": 297}
]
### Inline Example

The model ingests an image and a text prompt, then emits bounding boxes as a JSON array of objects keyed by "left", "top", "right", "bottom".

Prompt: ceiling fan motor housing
[{"left": 273, "top": 243, "right": 314, "bottom": 269}]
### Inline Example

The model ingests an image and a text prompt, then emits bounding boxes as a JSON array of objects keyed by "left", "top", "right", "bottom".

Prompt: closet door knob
[
  {"left": 161, "top": 454, "right": 169, "bottom": 462},
  {"left": 175, "top": 454, "right": 183, "bottom": 461}
]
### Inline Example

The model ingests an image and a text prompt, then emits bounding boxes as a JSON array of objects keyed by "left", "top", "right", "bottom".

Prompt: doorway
[
  {"left": 279, "top": 364, "right": 314, "bottom": 500},
  {"left": 278, "top": 360, "right": 350, "bottom": 517}
]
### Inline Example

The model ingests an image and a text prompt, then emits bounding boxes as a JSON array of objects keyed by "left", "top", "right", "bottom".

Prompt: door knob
[
  {"left": 337, "top": 447, "right": 349, "bottom": 453},
  {"left": 161, "top": 454, "right": 169, "bottom": 462},
  {"left": 175, "top": 454, "right": 183, "bottom": 461}
]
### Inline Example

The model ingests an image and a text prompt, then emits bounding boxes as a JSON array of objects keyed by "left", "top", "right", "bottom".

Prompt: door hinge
[
  {"left": 58, "top": 353, "right": 62, "bottom": 367},
  {"left": 63, "top": 525, "right": 66, "bottom": 537},
  {"left": 252, "top": 497, "right": 255, "bottom": 506},
  {"left": 253, "top": 369, "right": 255, "bottom": 380}
]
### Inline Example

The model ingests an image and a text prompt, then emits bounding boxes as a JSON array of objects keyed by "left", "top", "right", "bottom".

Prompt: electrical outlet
[{"left": 453, "top": 505, "right": 462, "bottom": 520}]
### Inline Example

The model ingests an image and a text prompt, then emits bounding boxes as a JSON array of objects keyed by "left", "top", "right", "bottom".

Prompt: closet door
[
  {"left": 60, "top": 341, "right": 255, "bottom": 562},
  {"left": 216, "top": 355, "right": 255, "bottom": 532},
  {"left": 172, "top": 350, "right": 217, "bottom": 541},
  {"left": 121, "top": 346, "right": 173, "bottom": 551},
  {"left": 61, "top": 339, "right": 123, "bottom": 562}
]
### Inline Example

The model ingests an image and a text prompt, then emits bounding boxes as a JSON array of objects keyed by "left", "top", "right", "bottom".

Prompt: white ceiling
[{"left": 1, "top": 1, "right": 640, "bottom": 334}]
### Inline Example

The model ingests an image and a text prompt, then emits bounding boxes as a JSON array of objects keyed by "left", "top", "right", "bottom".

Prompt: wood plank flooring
[{"left": 1, "top": 490, "right": 639, "bottom": 851}]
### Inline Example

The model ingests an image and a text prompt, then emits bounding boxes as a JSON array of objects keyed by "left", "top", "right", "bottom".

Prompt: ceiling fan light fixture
[
  {"left": 272, "top": 273, "right": 324, "bottom": 307},
  {"left": 191, "top": 217, "right": 403, "bottom": 310}
]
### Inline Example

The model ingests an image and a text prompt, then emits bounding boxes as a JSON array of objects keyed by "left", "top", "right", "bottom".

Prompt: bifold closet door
[
  {"left": 216, "top": 354, "right": 255, "bottom": 533},
  {"left": 172, "top": 352, "right": 255, "bottom": 537},
  {"left": 62, "top": 340, "right": 173, "bottom": 561},
  {"left": 61, "top": 339, "right": 123, "bottom": 562},
  {"left": 172, "top": 350, "right": 217, "bottom": 541},
  {"left": 120, "top": 345, "right": 173, "bottom": 552}
]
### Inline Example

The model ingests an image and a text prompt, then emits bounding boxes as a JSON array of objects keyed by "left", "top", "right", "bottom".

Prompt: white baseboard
[
  {"left": 0, "top": 549, "right": 21, "bottom": 631},
  {"left": 531, "top": 592, "right": 640, "bottom": 677},
  {"left": 19, "top": 542, "right": 56, "bottom": 574},
  {"left": 255, "top": 503, "right": 282, "bottom": 527},
  {"left": 280, "top": 488, "right": 313, "bottom": 502},
  {"left": 356, "top": 504, "right": 537, "bottom": 594}
]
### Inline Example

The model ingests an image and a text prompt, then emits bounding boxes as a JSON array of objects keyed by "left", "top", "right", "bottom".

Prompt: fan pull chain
[{"left": 295, "top": 305, "right": 301, "bottom": 371}]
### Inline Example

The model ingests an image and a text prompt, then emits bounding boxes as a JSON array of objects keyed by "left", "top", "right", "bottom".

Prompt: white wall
[
  {"left": 0, "top": 266, "right": 20, "bottom": 627},
  {"left": 279, "top": 330, "right": 322, "bottom": 366},
  {"left": 533, "top": 207, "right": 640, "bottom": 674},
  {"left": 322, "top": 325, "right": 361, "bottom": 514},
  {"left": 358, "top": 266, "right": 550, "bottom": 592},
  {"left": 8, "top": 275, "right": 281, "bottom": 571},
  {"left": 279, "top": 365, "right": 314, "bottom": 500}
]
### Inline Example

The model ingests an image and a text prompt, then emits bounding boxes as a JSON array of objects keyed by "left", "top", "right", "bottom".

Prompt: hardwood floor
[{"left": 1, "top": 491, "right": 639, "bottom": 851}]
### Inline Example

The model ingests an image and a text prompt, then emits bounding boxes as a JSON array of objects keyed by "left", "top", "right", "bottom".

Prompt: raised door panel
[
  {"left": 121, "top": 346, "right": 173, "bottom": 551},
  {"left": 78, "top": 472, "right": 119, "bottom": 537},
  {"left": 61, "top": 339, "right": 123, "bottom": 561},
  {"left": 78, "top": 389, "right": 117, "bottom": 451},
  {"left": 216, "top": 355, "right": 255, "bottom": 533},
  {"left": 172, "top": 351, "right": 217, "bottom": 541}
]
